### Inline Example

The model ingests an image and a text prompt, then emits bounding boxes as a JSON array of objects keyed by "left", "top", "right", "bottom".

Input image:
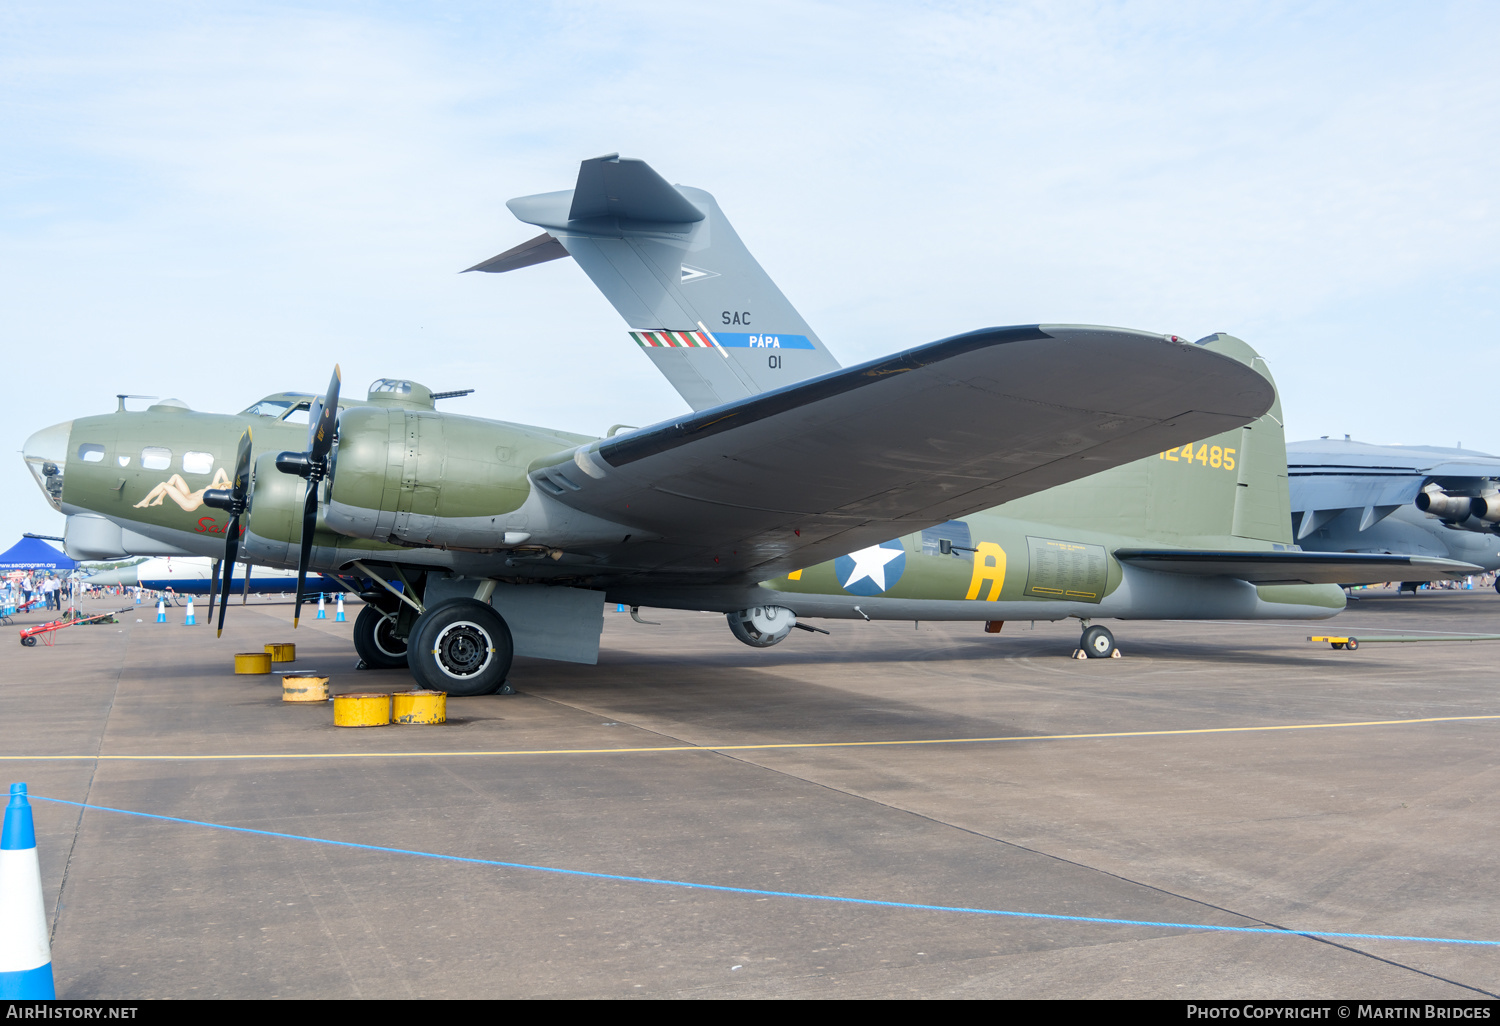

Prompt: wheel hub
[
  {"left": 432, "top": 621, "right": 493, "bottom": 678},
  {"left": 372, "top": 614, "right": 407, "bottom": 658}
]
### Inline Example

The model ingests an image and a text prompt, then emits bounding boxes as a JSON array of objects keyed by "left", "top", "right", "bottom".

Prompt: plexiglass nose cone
[{"left": 22, "top": 420, "right": 72, "bottom": 511}]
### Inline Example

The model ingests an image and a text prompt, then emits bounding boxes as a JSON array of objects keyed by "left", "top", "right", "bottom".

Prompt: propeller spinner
[
  {"left": 275, "top": 365, "right": 341, "bottom": 627},
  {"left": 201, "top": 427, "right": 254, "bottom": 637}
]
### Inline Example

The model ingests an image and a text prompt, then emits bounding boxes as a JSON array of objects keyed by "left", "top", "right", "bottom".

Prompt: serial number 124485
[{"left": 1160, "top": 444, "right": 1236, "bottom": 469}]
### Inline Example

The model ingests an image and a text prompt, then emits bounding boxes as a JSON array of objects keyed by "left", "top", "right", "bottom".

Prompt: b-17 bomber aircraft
[{"left": 22, "top": 156, "right": 1476, "bottom": 692}]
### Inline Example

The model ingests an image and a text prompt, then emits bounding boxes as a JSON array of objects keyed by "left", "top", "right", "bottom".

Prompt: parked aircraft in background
[
  {"left": 21, "top": 156, "right": 1475, "bottom": 696},
  {"left": 1287, "top": 439, "right": 1500, "bottom": 580},
  {"left": 84, "top": 556, "right": 342, "bottom": 597}
]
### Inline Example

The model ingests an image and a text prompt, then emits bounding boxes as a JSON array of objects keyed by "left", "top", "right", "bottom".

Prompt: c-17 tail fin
[{"left": 467, "top": 154, "right": 842, "bottom": 411}]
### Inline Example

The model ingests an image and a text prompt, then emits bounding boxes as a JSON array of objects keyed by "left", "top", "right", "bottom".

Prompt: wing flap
[{"left": 1115, "top": 549, "right": 1480, "bottom": 585}]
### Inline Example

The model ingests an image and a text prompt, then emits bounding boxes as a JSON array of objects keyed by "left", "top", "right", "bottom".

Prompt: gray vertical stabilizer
[{"left": 468, "top": 154, "right": 842, "bottom": 410}]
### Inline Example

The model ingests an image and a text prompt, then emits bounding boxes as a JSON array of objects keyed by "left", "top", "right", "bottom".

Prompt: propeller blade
[
  {"left": 309, "top": 365, "right": 341, "bottom": 465},
  {"left": 292, "top": 479, "right": 318, "bottom": 628},
  {"left": 215, "top": 428, "right": 251, "bottom": 638},
  {"left": 217, "top": 516, "right": 240, "bottom": 637},
  {"left": 233, "top": 426, "right": 253, "bottom": 496},
  {"left": 206, "top": 559, "right": 220, "bottom": 628}
]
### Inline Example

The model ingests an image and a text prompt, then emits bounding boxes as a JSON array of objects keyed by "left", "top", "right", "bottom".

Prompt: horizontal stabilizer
[
  {"left": 1115, "top": 549, "right": 1480, "bottom": 585},
  {"left": 464, "top": 232, "right": 570, "bottom": 274},
  {"left": 530, "top": 325, "right": 1277, "bottom": 584},
  {"left": 567, "top": 153, "right": 705, "bottom": 223}
]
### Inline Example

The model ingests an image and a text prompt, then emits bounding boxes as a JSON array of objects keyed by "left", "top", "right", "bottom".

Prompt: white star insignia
[{"left": 842, "top": 544, "right": 904, "bottom": 591}]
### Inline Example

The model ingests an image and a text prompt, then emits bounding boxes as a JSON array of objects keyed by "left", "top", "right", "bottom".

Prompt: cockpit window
[
  {"left": 241, "top": 400, "right": 294, "bottom": 418},
  {"left": 370, "top": 378, "right": 412, "bottom": 395},
  {"left": 281, "top": 402, "right": 312, "bottom": 425},
  {"left": 141, "top": 447, "right": 172, "bottom": 471},
  {"left": 77, "top": 444, "right": 105, "bottom": 463}
]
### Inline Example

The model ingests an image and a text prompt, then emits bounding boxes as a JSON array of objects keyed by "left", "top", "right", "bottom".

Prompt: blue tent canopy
[{"left": 0, "top": 538, "right": 77, "bottom": 570}]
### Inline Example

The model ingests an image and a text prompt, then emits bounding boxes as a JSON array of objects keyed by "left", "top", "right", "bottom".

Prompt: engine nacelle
[
  {"left": 1416, "top": 487, "right": 1474, "bottom": 521},
  {"left": 1471, "top": 495, "right": 1500, "bottom": 523},
  {"left": 324, "top": 407, "right": 572, "bottom": 547},
  {"left": 727, "top": 606, "right": 797, "bottom": 648},
  {"left": 240, "top": 450, "right": 316, "bottom": 567}
]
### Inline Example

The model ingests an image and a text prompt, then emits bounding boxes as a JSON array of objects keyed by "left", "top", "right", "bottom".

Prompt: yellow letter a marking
[{"left": 965, "top": 542, "right": 1006, "bottom": 601}]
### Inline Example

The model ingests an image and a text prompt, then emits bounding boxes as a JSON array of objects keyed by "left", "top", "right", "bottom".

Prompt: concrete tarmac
[{"left": 4, "top": 589, "right": 1500, "bottom": 999}]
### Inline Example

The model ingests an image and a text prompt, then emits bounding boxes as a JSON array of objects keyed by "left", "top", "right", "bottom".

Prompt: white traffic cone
[
  {"left": 184, "top": 597, "right": 196, "bottom": 626},
  {"left": 0, "top": 783, "right": 55, "bottom": 999},
  {"left": 316, "top": 593, "right": 326, "bottom": 620},
  {"left": 334, "top": 594, "right": 346, "bottom": 622},
  {"left": 155, "top": 597, "right": 166, "bottom": 623}
]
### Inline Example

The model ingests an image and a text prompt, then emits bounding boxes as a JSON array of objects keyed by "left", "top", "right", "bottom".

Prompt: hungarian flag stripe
[{"left": 631, "top": 330, "right": 713, "bottom": 349}]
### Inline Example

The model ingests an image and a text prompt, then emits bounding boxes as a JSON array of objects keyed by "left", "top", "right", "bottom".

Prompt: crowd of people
[{"left": 1, "top": 571, "right": 66, "bottom": 612}]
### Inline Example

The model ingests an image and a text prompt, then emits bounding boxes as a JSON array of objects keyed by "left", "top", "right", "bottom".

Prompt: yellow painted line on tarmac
[{"left": 4, "top": 713, "right": 1500, "bottom": 763}]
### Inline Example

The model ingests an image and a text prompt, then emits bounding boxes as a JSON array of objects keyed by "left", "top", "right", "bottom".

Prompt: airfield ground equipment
[
  {"left": 334, "top": 692, "right": 392, "bottom": 727},
  {"left": 1311, "top": 633, "right": 1500, "bottom": 650},
  {"left": 281, "top": 674, "right": 330, "bottom": 703},
  {"left": 18, "top": 608, "right": 129, "bottom": 647},
  {"left": 233, "top": 652, "right": 272, "bottom": 674}
]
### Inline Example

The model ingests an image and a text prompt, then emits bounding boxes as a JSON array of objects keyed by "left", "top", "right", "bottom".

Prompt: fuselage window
[
  {"left": 921, "top": 520, "right": 973, "bottom": 557},
  {"left": 182, "top": 451, "right": 214, "bottom": 475},
  {"left": 141, "top": 447, "right": 172, "bottom": 471},
  {"left": 78, "top": 444, "right": 105, "bottom": 463}
]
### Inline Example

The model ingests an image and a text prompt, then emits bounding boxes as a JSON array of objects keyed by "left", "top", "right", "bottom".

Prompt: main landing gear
[
  {"left": 352, "top": 604, "right": 409, "bottom": 670},
  {"left": 1076, "top": 623, "right": 1117, "bottom": 659},
  {"left": 406, "top": 598, "right": 514, "bottom": 697}
]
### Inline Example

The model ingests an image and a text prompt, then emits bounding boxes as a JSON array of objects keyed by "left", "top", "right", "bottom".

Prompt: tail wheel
[
  {"left": 352, "top": 604, "right": 409, "bottom": 669},
  {"left": 1080, "top": 624, "right": 1115, "bottom": 659},
  {"left": 408, "top": 599, "right": 513, "bottom": 697}
]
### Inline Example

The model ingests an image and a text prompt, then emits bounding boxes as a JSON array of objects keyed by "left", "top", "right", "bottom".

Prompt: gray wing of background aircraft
[{"left": 1287, "top": 438, "right": 1500, "bottom": 573}]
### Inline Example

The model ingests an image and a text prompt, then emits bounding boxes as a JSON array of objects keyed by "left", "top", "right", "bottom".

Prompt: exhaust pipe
[
  {"left": 1471, "top": 495, "right": 1500, "bottom": 523},
  {"left": 1416, "top": 487, "right": 1474, "bottom": 520}
]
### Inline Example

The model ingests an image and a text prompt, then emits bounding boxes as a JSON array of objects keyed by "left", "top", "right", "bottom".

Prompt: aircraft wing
[
  {"left": 530, "top": 324, "right": 1275, "bottom": 582},
  {"left": 1286, "top": 439, "right": 1500, "bottom": 539},
  {"left": 1113, "top": 549, "right": 1480, "bottom": 585}
]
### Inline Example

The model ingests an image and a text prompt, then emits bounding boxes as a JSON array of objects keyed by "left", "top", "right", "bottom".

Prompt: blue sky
[{"left": 3, "top": 1, "right": 1497, "bottom": 546}]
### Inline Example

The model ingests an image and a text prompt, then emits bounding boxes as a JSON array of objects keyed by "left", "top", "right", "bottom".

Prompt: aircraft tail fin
[{"left": 469, "top": 154, "right": 842, "bottom": 411}]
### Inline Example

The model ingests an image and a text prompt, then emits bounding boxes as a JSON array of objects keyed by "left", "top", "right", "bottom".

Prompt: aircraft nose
[{"left": 23, "top": 419, "right": 73, "bottom": 512}]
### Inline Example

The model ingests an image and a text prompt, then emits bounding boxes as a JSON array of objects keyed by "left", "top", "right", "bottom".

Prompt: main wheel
[
  {"left": 408, "top": 599, "right": 513, "bottom": 697},
  {"left": 20, "top": 635, "right": 36, "bottom": 647},
  {"left": 352, "top": 605, "right": 409, "bottom": 669},
  {"left": 1080, "top": 624, "right": 1115, "bottom": 658}
]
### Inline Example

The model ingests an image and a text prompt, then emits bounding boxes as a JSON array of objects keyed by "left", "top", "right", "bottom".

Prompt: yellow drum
[
  {"left": 264, "top": 642, "right": 296, "bottom": 663},
  {"left": 393, "top": 690, "right": 446, "bottom": 725},
  {"left": 282, "top": 675, "right": 330, "bottom": 703},
  {"left": 333, "top": 692, "right": 391, "bottom": 727},
  {"left": 234, "top": 652, "right": 272, "bottom": 674}
]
